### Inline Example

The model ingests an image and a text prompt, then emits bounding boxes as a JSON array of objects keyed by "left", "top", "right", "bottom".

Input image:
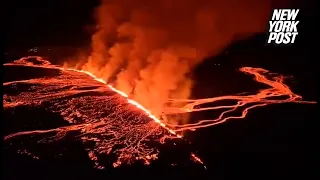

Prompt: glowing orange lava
[
  {"left": 64, "top": 68, "right": 182, "bottom": 138},
  {"left": 65, "top": 64, "right": 316, "bottom": 134},
  {"left": 3, "top": 56, "right": 316, "bottom": 169},
  {"left": 191, "top": 153, "right": 206, "bottom": 169}
]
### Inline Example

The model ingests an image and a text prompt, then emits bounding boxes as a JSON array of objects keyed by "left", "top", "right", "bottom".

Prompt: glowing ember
[
  {"left": 3, "top": 57, "right": 316, "bottom": 169},
  {"left": 191, "top": 153, "right": 206, "bottom": 169}
]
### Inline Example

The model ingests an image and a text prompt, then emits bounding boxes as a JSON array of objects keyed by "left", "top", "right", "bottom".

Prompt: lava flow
[
  {"left": 163, "top": 67, "right": 316, "bottom": 132},
  {"left": 3, "top": 56, "right": 316, "bottom": 169},
  {"left": 3, "top": 57, "right": 185, "bottom": 169}
]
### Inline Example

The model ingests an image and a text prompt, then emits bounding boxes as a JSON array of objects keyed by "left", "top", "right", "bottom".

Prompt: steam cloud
[{"left": 79, "top": 0, "right": 276, "bottom": 124}]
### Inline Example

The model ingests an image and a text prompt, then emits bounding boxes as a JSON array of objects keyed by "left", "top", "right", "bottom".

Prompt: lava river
[
  {"left": 3, "top": 56, "right": 316, "bottom": 172},
  {"left": 3, "top": 57, "right": 204, "bottom": 171}
]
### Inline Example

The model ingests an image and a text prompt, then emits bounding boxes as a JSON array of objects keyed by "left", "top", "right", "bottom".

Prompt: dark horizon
[
  {"left": 4, "top": 0, "right": 316, "bottom": 50},
  {"left": 4, "top": 0, "right": 99, "bottom": 49}
]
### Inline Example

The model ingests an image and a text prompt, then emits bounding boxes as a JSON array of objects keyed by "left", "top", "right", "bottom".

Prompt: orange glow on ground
[
  {"left": 64, "top": 68, "right": 182, "bottom": 138},
  {"left": 3, "top": 56, "right": 316, "bottom": 169}
]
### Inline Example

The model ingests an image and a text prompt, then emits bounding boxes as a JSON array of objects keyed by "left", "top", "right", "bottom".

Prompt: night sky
[
  {"left": 4, "top": 0, "right": 99, "bottom": 49},
  {"left": 4, "top": 0, "right": 316, "bottom": 50}
]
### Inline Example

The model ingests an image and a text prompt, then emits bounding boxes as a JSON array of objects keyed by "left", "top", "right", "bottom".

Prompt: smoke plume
[{"left": 80, "top": 0, "right": 276, "bottom": 124}]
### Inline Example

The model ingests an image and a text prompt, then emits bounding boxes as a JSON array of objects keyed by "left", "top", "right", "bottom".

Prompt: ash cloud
[{"left": 79, "top": 0, "right": 283, "bottom": 123}]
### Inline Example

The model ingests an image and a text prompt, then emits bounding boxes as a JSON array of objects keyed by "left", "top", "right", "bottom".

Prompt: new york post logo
[{"left": 267, "top": 9, "right": 299, "bottom": 44}]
